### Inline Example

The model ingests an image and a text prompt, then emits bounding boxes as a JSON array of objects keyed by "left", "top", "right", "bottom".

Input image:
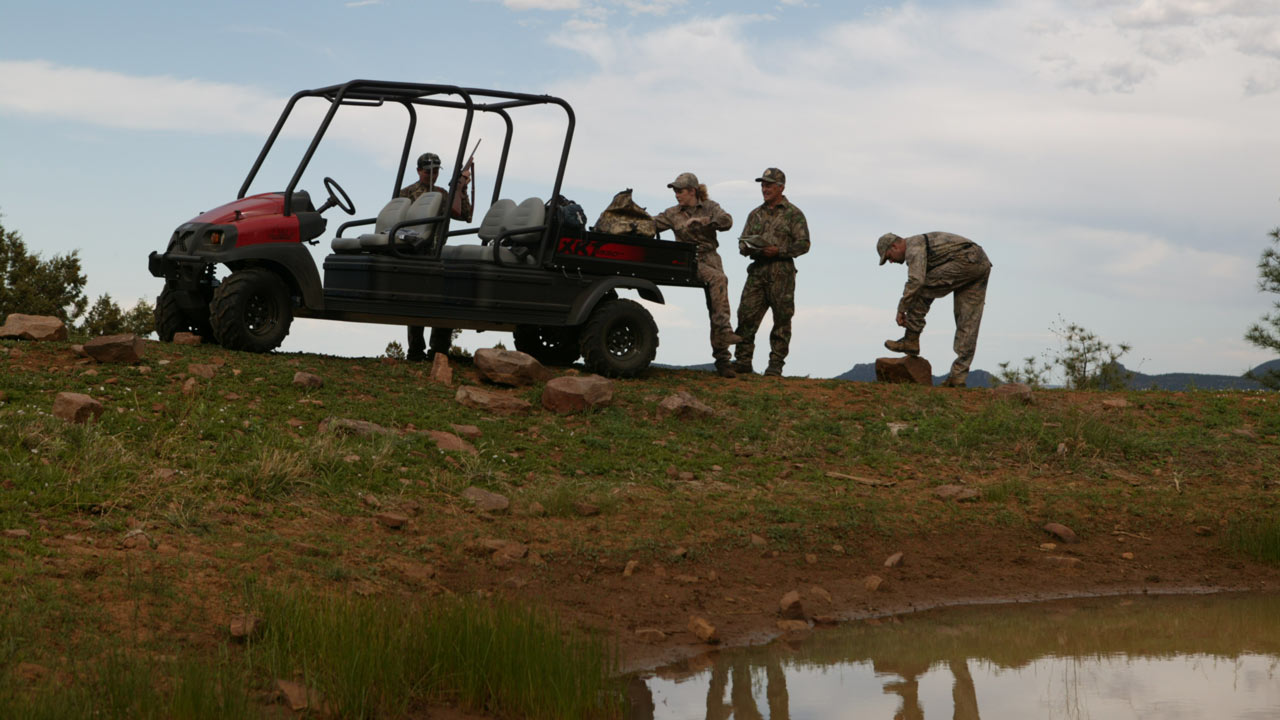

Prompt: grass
[{"left": 2, "top": 336, "right": 1279, "bottom": 715}]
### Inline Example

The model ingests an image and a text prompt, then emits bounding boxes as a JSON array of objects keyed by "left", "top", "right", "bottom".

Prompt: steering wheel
[{"left": 321, "top": 176, "right": 355, "bottom": 215}]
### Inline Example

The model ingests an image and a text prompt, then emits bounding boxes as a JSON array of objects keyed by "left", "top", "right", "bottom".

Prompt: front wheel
[
  {"left": 209, "top": 269, "right": 293, "bottom": 353},
  {"left": 514, "top": 324, "right": 581, "bottom": 366},
  {"left": 155, "top": 283, "right": 214, "bottom": 343},
  {"left": 579, "top": 299, "right": 658, "bottom": 378}
]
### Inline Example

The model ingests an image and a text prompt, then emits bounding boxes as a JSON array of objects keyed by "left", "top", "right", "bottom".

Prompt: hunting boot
[
  {"left": 732, "top": 360, "right": 754, "bottom": 375},
  {"left": 884, "top": 330, "right": 921, "bottom": 356},
  {"left": 941, "top": 372, "right": 967, "bottom": 388},
  {"left": 764, "top": 362, "right": 784, "bottom": 377},
  {"left": 714, "top": 361, "right": 737, "bottom": 379}
]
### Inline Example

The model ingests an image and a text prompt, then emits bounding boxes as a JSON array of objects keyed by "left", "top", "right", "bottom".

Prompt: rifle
[{"left": 452, "top": 139, "right": 480, "bottom": 222}]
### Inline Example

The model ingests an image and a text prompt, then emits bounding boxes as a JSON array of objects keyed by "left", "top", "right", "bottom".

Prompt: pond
[{"left": 633, "top": 593, "right": 1280, "bottom": 719}]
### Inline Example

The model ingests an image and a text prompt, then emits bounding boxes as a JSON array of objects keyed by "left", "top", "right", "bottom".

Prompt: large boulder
[
  {"left": 875, "top": 356, "right": 932, "bottom": 385},
  {"left": 84, "top": 334, "right": 144, "bottom": 364},
  {"left": 473, "top": 348, "right": 552, "bottom": 386},
  {"left": 0, "top": 314, "right": 67, "bottom": 342},
  {"left": 541, "top": 374, "right": 614, "bottom": 414}
]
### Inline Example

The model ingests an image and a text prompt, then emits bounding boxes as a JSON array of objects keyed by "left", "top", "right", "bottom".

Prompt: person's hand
[
  {"left": 762, "top": 246, "right": 780, "bottom": 258},
  {"left": 459, "top": 168, "right": 472, "bottom": 185},
  {"left": 896, "top": 311, "right": 906, "bottom": 327}
]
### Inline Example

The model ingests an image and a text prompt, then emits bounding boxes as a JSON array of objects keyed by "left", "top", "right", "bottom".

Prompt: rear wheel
[
  {"left": 210, "top": 269, "right": 293, "bottom": 353},
  {"left": 513, "top": 324, "right": 581, "bottom": 366},
  {"left": 155, "top": 283, "right": 214, "bottom": 342},
  {"left": 579, "top": 299, "right": 657, "bottom": 378}
]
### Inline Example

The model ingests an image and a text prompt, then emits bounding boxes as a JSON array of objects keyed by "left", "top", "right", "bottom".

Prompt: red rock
[
  {"left": 430, "top": 353, "right": 453, "bottom": 385},
  {"left": 455, "top": 385, "right": 532, "bottom": 413},
  {"left": 52, "top": 392, "right": 103, "bottom": 423},
  {"left": 993, "top": 382, "right": 1034, "bottom": 403},
  {"left": 688, "top": 616, "right": 719, "bottom": 644},
  {"left": 0, "top": 314, "right": 67, "bottom": 341},
  {"left": 875, "top": 356, "right": 933, "bottom": 384},
  {"left": 172, "top": 332, "right": 202, "bottom": 346},
  {"left": 657, "top": 391, "right": 715, "bottom": 419},
  {"left": 541, "top": 374, "right": 614, "bottom": 413},
  {"left": 473, "top": 348, "right": 551, "bottom": 386},
  {"left": 188, "top": 363, "right": 217, "bottom": 379},
  {"left": 292, "top": 371, "right": 323, "bottom": 389},
  {"left": 1043, "top": 522, "right": 1079, "bottom": 543},
  {"left": 425, "top": 430, "right": 477, "bottom": 454},
  {"left": 779, "top": 590, "right": 805, "bottom": 619},
  {"left": 84, "top": 334, "right": 143, "bottom": 364}
]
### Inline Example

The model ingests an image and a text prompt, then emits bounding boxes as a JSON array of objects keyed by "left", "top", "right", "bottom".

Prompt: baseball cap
[
  {"left": 755, "top": 167, "right": 786, "bottom": 185},
  {"left": 877, "top": 233, "right": 901, "bottom": 265},
  {"left": 667, "top": 172, "right": 699, "bottom": 190},
  {"left": 416, "top": 152, "right": 441, "bottom": 170}
]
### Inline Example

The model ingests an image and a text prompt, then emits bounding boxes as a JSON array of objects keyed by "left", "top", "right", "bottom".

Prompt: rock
[
  {"left": 1045, "top": 555, "right": 1082, "bottom": 568},
  {"left": 813, "top": 615, "right": 840, "bottom": 625},
  {"left": 875, "top": 356, "right": 933, "bottom": 385},
  {"left": 993, "top": 382, "right": 1033, "bottom": 403},
  {"left": 750, "top": 533, "right": 767, "bottom": 547},
  {"left": 425, "top": 430, "right": 477, "bottom": 454},
  {"left": 1194, "top": 525, "right": 1214, "bottom": 536},
  {"left": 573, "top": 501, "right": 601, "bottom": 517},
  {"left": 883, "top": 551, "right": 905, "bottom": 568},
  {"left": 461, "top": 487, "right": 510, "bottom": 513},
  {"left": 430, "top": 353, "right": 453, "bottom": 385},
  {"left": 809, "top": 586, "right": 833, "bottom": 604},
  {"left": 687, "top": 616, "right": 719, "bottom": 644},
  {"left": 779, "top": 590, "right": 805, "bottom": 619},
  {"left": 0, "top": 314, "right": 67, "bottom": 341},
  {"left": 1039, "top": 543, "right": 1057, "bottom": 551},
  {"left": 804, "top": 553, "right": 817, "bottom": 565},
  {"left": 375, "top": 512, "right": 408, "bottom": 529},
  {"left": 670, "top": 546, "right": 688, "bottom": 559},
  {"left": 188, "top": 363, "right": 217, "bottom": 379},
  {"left": 229, "top": 615, "right": 262, "bottom": 642},
  {"left": 864, "top": 575, "right": 885, "bottom": 592},
  {"left": 656, "top": 391, "right": 715, "bottom": 420},
  {"left": 777, "top": 620, "right": 810, "bottom": 632},
  {"left": 172, "top": 332, "right": 202, "bottom": 345},
  {"left": 886, "top": 421, "right": 913, "bottom": 437},
  {"left": 825, "top": 471, "right": 896, "bottom": 487},
  {"left": 360, "top": 494, "right": 381, "bottom": 508},
  {"left": 450, "top": 423, "right": 482, "bottom": 439},
  {"left": 3, "top": 528, "right": 31, "bottom": 539},
  {"left": 181, "top": 377, "right": 199, "bottom": 395},
  {"left": 14, "top": 661, "right": 49, "bottom": 684},
  {"left": 455, "top": 385, "right": 532, "bottom": 413},
  {"left": 526, "top": 501, "right": 546, "bottom": 516},
  {"left": 1043, "top": 522, "right": 1079, "bottom": 543},
  {"left": 323, "top": 417, "right": 395, "bottom": 437},
  {"left": 1121, "top": 552, "right": 1135, "bottom": 560},
  {"left": 276, "top": 679, "right": 327, "bottom": 713},
  {"left": 933, "top": 484, "right": 980, "bottom": 501},
  {"left": 53, "top": 392, "right": 104, "bottom": 423},
  {"left": 473, "top": 348, "right": 552, "bottom": 386},
  {"left": 292, "top": 371, "right": 323, "bottom": 389},
  {"left": 624, "top": 560, "right": 640, "bottom": 577},
  {"left": 677, "top": 471, "right": 695, "bottom": 482},
  {"left": 635, "top": 628, "right": 666, "bottom": 643},
  {"left": 541, "top": 375, "right": 614, "bottom": 413},
  {"left": 491, "top": 541, "right": 529, "bottom": 566},
  {"left": 84, "top": 334, "right": 144, "bottom": 364},
  {"left": 1103, "top": 397, "right": 1131, "bottom": 409}
]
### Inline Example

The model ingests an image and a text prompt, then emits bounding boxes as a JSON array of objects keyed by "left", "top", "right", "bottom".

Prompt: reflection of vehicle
[{"left": 147, "top": 80, "right": 700, "bottom": 377}]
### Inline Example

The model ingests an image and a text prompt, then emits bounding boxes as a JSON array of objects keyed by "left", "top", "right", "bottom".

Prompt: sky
[{"left": 2, "top": 0, "right": 1279, "bottom": 380}]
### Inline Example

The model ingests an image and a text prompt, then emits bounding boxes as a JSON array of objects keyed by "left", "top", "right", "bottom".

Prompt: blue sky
[{"left": 3, "top": 0, "right": 1279, "bottom": 379}]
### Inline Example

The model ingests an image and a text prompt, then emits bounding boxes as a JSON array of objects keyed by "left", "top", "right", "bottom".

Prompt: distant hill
[{"left": 832, "top": 359, "right": 1280, "bottom": 390}]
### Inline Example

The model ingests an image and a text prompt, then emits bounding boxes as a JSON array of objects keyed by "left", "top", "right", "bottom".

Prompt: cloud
[
  {"left": 504, "top": 0, "right": 581, "bottom": 9},
  {"left": 345, "top": 0, "right": 383, "bottom": 6}
]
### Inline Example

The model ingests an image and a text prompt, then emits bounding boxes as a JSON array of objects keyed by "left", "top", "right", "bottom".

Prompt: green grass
[{"left": 1225, "top": 518, "right": 1280, "bottom": 566}]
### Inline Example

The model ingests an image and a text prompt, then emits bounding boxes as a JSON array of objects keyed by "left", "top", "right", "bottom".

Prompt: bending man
[{"left": 877, "top": 231, "right": 992, "bottom": 387}]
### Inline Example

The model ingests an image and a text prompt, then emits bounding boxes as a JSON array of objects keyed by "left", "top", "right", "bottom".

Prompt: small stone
[
  {"left": 53, "top": 392, "right": 104, "bottom": 424},
  {"left": 462, "top": 487, "right": 510, "bottom": 514},
  {"left": 864, "top": 575, "right": 885, "bottom": 592},
  {"left": 229, "top": 615, "right": 262, "bottom": 641},
  {"left": 1194, "top": 525, "right": 1213, "bottom": 537},
  {"left": 375, "top": 512, "right": 408, "bottom": 529},
  {"left": 84, "top": 334, "right": 143, "bottom": 364},
  {"left": 677, "top": 471, "right": 695, "bottom": 482},
  {"left": 3, "top": 529, "right": 31, "bottom": 539},
  {"left": 635, "top": 628, "right": 666, "bottom": 643},
  {"left": 813, "top": 615, "right": 840, "bottom": 625},
  {"left": 292, "top": 371, "right": 323, "bottom": 389},
  {"left": 804, "top": 553, "right": 818, "bottom": 565},
  {"left": 450, "top": 423, "right": 482, "bottom": 439},
  {"left": 1121, "top": 552, "right": 1135, "bottom": 560},
  {"left": 573, "top": 501, "right": 600, "bottom": 517},
  {"left": 1046, "top": 555, "right": 1082, "bottom": 568},
  {"left": 1103, "top": 397, "right": 1131, "bottom": 409},
  {"left": 670, "top": 546, "right": 688, "bottom": 559},
  {"left": 687, "top": 616, "right": 719, "bottom": 644},
  {"left": 993, "top": 382, "right": 1034, "bottom": 403},
  {"left": 933, "top": 484, "right": 980, "bottom": 501},
  {"left": 1039, "top": 543, "right": 1057, "bottom": 551},
  {"left": 1043, "top": 522, "right": 1079, "bottom": 543},
  {"left": 360, "top": 494, "right": 381, "bottom": 508},
  {"left": 287, "top": 418, "right": 305, "bottom": 428},
  {"left": 541, "top": 374, "right": 614, "bottom": 413},
  {"left": 188, "top": 363, "right": 217, "bottom": 379},
  {"left": 779, "top": 590, "right": 804, "bottom": 619},
  {"left": 750, "top": 533, "right": 767, "bottom": 547},
  {"left": 172, "top": 332, "right": 202, "bottom": 345},
  {"left": 884, "top": 551, "right": 904, "bottom": 568},
  {"left": 777, "top": 620, "right": 810, "bottom": 632},
  {"left": 455, "top": 385, "right": 532, "bottom": 413},
  {"left": 425, "top": 430, "right": 477, "bottom": 454},
  {"left": 181, "top": 377, "right": 199, "bottom": 395},
  {"left": 831, "top": 544, "right": 845, "bottom": 554},
  {"left": 527, "top": 501, "right": 547, "bottom": 516},
  {"left": 430, "top": 353, "right": 453, "bottom": 385},
  {"left": 656, "top": 391, "right": 715, "bottom": 419},
  {"left": 624, "top": 560, "right": 640, "bottom": 577},
  {"left": 809, "top": 586, "right": 832, "bottom": 604}
]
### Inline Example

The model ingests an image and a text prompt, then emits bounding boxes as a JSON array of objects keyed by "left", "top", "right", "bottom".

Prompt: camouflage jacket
[
  {"left": 898, "top": 232, "right": 981, "bottom": 312},
  {"left": 398, "top": 181, "right": 473, "bottom": 222},
  {"left": 654, "top": 200, "right": 733, "bottom": 252},
  {"left": 737, "top": 197, "right": 810, "bottom": 267}
]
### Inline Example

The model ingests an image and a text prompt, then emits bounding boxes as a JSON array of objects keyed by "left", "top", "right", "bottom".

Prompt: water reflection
[{"left": 638, "top": 593, "right": 1280, "bottom": 719}]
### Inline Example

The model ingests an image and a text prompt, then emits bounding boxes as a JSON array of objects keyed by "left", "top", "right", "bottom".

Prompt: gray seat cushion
[
  {"left": 362, "top": 192, "right": 442, "bottom": 248},
  {"left": 331, "top": 197, "right": 410, "bottom": 251}
]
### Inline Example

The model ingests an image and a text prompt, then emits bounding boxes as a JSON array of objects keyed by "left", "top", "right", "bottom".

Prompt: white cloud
[
  {"left": 344, "top": 0, "right": 383, "bottom": 7},
  {"left": 504, "top": 0, "right": 581, "bottom": 9}
]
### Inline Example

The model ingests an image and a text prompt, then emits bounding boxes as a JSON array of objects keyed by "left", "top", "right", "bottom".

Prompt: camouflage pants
[
  {"left": 734, "top": 260, "right": 796, "bottom": 369},
  {"left": 902, "top": 247, "right": 991, "bottom": 381},
  {"left": 698, "top": 250, "right": 736, "bottom": 364}
]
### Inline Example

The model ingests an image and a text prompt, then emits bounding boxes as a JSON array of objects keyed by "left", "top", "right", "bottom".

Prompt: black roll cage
[{"left": 237, "top": 79, "right": 576, "bottom": 261}]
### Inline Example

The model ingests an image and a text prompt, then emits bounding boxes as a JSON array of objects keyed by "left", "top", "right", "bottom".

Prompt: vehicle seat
[
  {"left": 477, "top": 199, "right": 517, "bottom": 244},
  {"left": 505, "top": 197, "right": 546, "bottom": 247},
  {"left": 331, "top": 197, "right": 410, "bottom": 252},
  {"left": 362, "top": 192, "right": 442, "bottom": 249}
]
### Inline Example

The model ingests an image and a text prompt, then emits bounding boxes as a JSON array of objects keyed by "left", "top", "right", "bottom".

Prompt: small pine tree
[
  {"left": 384, "top": 340, "right": 406, "bottom": 360},
  {"left": 1245, "top": 226, "right": 1280, "bottom": 389},
  {"left": 1051, "top": 320, "right": 1132, "bottom": 390},
  {"left": 82, "top": 294, "right": 126, "bottom": 337},
  {"left": 0, "top": 213, "right": 88, "bottom": 324}
]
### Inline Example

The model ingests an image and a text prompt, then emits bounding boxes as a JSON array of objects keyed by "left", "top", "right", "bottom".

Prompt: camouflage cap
[
  {"left": 755, "top": 167, "right": 786, "bottom": 185},
  {"left": 416, "top": 152, "right": 441, "bottom": 170},
  {"left": 877, "top": 233, "right": 902, "bottom": 265},
  {"left": 667, "top": 172, "right": 700, "bottom": 190}
]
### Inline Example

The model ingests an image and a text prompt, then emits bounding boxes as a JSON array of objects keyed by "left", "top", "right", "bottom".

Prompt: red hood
[{"left": 189, "top": 193, "right": 285, "bottom": 225}]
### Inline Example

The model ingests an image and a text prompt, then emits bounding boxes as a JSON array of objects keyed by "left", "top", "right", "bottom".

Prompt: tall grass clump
[
  {"left": 1225, "top": 517, "right": 1280, "bottom": 566},
  {"left": 247, "top": 586, "right": 624, "bottom": 720}
]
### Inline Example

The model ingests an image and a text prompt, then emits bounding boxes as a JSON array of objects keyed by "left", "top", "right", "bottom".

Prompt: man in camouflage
[
  {"left": 400, "top": 152, "right": 474, "bottom": 362},
  {"left": 732, "top": 167, "right": 810, "bottom": 377},
  {"left": 654, "top": 172, "right": 741, "bottom": 378},
  {"left": 877, "top": 231, "right": 993, "bottom": 387}
]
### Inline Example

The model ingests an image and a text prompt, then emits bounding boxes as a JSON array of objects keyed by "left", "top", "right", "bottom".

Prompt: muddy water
[{"left": 634, "top": 593, "right": 1280, "bottom": 719}]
